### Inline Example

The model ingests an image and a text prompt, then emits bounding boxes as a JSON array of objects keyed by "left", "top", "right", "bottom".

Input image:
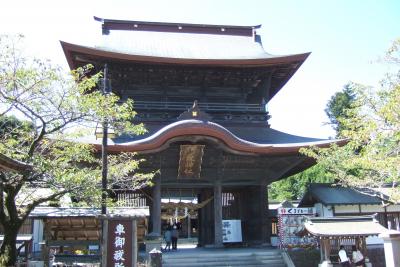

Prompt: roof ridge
[{"left": 94, "top": 16, "right": 260, "bottom": 37}]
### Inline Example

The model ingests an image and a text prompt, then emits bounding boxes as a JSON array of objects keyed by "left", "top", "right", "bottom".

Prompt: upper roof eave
[{"left": 60, "top": 40, "right": 310, "bottom": 70}]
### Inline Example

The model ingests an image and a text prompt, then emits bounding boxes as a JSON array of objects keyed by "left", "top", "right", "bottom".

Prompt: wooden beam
[{"left": 48, "top": 240, "right": 100, "bottom": 246}]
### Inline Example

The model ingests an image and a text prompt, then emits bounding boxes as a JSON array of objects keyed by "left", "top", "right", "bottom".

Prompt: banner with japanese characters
[
  {"left": 277, "top": 207, "right": 316, "bottom": 249},
  {"left": 107, "top": 219, "right": 133, "bottom": 267}
]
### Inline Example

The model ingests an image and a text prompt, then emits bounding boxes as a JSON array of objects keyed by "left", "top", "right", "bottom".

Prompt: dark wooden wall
[{"left": 196, "top": 185, "right": 270, "bottom": 246}]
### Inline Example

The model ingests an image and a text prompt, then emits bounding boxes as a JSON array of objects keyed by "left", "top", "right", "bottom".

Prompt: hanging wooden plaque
[{"left": 177, "top": 145, "right": 205, "bottom": 179}]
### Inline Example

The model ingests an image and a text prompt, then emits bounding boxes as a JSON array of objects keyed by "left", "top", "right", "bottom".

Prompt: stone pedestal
[
  {"left": 379, "top": 230, "right": 400, "bottom": 267},
  {"left": 145, "top": 235, "right": 163, "bottom": 254},
  {"left": 149, "top": 248, "right": 162, "bottom": 267},
  {"left": 318, "top": 261, "right": 333, "bottom": 267}
]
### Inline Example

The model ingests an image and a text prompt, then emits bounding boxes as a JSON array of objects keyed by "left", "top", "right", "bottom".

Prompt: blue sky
[{"left": 1, "top": 0, "right": 399, "bottom": 138}]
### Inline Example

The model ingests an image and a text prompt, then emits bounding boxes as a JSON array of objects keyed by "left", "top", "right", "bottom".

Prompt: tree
[
  {"left": 269, "top": 163, "right": 335, "bottom": 201},
  {"left": 269, "top": 76, "right": 358, "bottom": 202},
  {"left": 325, "top": 83, "right": 357, "bottom": 136},
  {"left": 0, "top": 35, "right": 154, "bottom": 266},
  {"left": 302, "top": 38, "right": 400, "bottom": 203}
]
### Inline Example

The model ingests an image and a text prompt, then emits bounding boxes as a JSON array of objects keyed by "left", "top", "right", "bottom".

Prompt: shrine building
[{"left": 61, "top": 17, "right": 342, "bottom": 247}]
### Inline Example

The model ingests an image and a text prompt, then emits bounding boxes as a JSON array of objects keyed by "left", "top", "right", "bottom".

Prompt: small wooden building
[
  {"left": 303, "top": 216, "right": 389, "bottom": 265},
  {"left": 29, "top": 207, "right": 148, "bottom": 264},
  {"left": 299, "top": 183, "right": 400, "bottom": 230}
]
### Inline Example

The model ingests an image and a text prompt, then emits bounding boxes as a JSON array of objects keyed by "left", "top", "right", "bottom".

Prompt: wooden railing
[{"left": 133, "top": 101, "right": 266, "bottom": 112}]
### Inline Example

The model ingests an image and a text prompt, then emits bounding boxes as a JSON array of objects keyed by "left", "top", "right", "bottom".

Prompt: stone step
[
  {"left": 164, "top": 265, "right": 286, "bottom": 267},
  {"left": 163, "top": 252, "right": 281, "bottom": 259},
  {"left": 163, "top": 264, "right": 286, "bottom": 267},
  {"left": 163, "top": 259, "right": 284, "bottom": 265},
  {"left": 163, "top": 256, "right": 285, "bottom": 266},
  {"left": 163, "top": 255, "right": 281, "bottom": 261},
  {"left": 162, "top": 248, "right": 286, "bottom": 267}
]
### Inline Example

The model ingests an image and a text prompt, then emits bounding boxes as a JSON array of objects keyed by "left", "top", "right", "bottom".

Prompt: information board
[{"left": 222, "top": 220, "right": 242, "bottom": 243}]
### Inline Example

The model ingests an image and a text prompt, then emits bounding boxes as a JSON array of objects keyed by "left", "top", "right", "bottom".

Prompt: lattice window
[{"left": 116, "top": 192, "right": 147, "bottom": 207}]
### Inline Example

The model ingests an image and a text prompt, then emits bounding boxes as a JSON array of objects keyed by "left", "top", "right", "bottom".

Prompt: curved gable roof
[{"left": 91, "top": 120, "right": 344, "bottom": 155}]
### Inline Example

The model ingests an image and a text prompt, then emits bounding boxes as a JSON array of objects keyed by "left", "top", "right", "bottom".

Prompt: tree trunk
[{"left": 0, "top": 226, "right": 19, "bottom": 267}]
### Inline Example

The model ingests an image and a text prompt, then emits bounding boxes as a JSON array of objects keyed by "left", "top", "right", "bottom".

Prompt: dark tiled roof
[
  {"left": 304, "top": 216, "right": 389, "bottom": 237},
  {"left": 29, "top": 207, "right": 149, "bottom": 218},
  {"left": 91, "top": 17, "right": 288, "bottom": 61},
  {"left": 114, "top": 122, "right": 326, "bottom": 145},
  {"left": 298, "top": 183, "right": 384, "bottom": 206},
  {"left": 76, "top": 120, "right": 343, "bottom": 155}
]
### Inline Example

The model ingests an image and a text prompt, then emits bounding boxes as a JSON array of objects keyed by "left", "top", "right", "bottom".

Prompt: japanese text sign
[{"left": 107, "top": 220, "right": 133, "bottom": 267}]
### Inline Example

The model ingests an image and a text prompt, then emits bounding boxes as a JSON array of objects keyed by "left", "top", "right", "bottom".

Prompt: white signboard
[
  {"left": 222, "top": 220, "right": 242, "bottom": 243},
  {"left": 278, "top": 207, "right": 315, "bottom": 215}
]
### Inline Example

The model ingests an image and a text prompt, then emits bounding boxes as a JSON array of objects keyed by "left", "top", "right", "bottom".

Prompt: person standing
[
  {"left": 164, "top": 227, "right": 172, "bottom": 251},
  {"left": 338, "top": 245, "right": 351, "bottom": 267},
  {"left": 352, "top": 245, "right": 366, "bottom": 267},
  {"left": 171, "top": 224, "right": 179, "bottom": 250}
]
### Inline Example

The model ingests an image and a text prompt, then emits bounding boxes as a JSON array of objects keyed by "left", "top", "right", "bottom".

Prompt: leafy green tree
[
  {"left": 269, "top": 83, "right": 356, "bottom": 201},
  {"left": 269, "top": 164, "right": 334, "bottom": 201},
  {"left": 0, "top": 35, "right": 154, "bottom": 266},
  {"left": 302, "top": 38, "right": 400, "bottom": 203},
  {"left": 325, "top": 83, "right": 356, "bottom": 136}
]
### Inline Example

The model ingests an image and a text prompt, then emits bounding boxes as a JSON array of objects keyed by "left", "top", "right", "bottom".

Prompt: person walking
[
  {"left": 171, "top": 224, "right": 179, "bottom": 250},
  {"left": 352, "top": 245, "right": 366, "bottom": 267},
  {"left": 338, "top": 245, "right": 351, "bottom": 267}
]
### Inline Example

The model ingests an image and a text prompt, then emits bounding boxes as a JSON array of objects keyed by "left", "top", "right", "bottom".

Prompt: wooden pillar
[
  {"left": 187, "top": 213, "right": 192, "bottom": 238},
  {"left": 359, "top": 237, "right": 368, "bottom": 259},
  {"left": 324, "top": 239, "right": 331, "bottom": 261},
  {"left": 319, "top": 238, "right": 332, "bottom": 263},
  {"left": 198, "top": 188, "right": 214, "bottom": 246},
  {"left": 379, "top": 231, "right": 400, "bottom": 267},
  {"left": 260, "top": 182, "right": 269, "bottom": 244},
  {"left": 320, "top": 238, "right": 324, "bottom": 263},
  {"left": 25, "top": 242, "right": 29, "bottom": 264},
  {"left": 42, "top": 219, "right": 50, "bottom": 267},
  {"left": 101, "top": 219, "right": 108, "bottom": 267},
  {"left": 197, "top": 192, "right": 203, "bottom": 246},
  {"left": 214, "top": 180, "right": 223, "bottom": 247},
  {"left": 132, "top": 219, "right": 137, "bottom": 267},
  {"left": 151, "top": 176, "right": 161, "bottom": 235}
]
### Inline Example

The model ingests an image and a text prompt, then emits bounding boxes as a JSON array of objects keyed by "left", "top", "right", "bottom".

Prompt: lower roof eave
[{"left": 100, "top": 139, "right": 345, "bottom": 155}]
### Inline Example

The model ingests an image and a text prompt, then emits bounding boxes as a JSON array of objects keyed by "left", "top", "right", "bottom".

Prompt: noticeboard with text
[{"left": 222, "top": 220, "right": 242, "bottom": 243}]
